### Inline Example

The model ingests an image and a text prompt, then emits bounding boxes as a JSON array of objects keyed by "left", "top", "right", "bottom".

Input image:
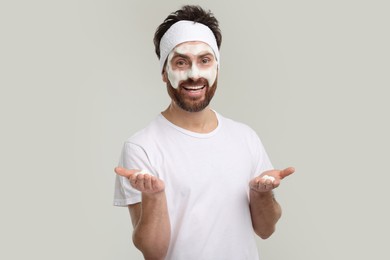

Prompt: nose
[{"left": 187, "top": 64, "right": 200, "bottom": 80}]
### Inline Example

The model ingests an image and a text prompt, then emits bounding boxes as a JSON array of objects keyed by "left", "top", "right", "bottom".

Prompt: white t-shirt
[{"left": 114, "top": 112, "right": 273, "bottom": 260}]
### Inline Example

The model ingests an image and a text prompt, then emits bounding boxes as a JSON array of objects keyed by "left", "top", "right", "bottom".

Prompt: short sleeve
[
  {"left": 251, "top": 133, "right": 274, "bottom": 178},
  {"left": 113, "top": 142, "right": 156, "bottom": 206}
]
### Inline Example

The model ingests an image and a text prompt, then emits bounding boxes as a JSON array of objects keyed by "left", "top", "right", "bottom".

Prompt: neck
[{"left": 161, "top": 102, "right": 218, "bottom": 133}]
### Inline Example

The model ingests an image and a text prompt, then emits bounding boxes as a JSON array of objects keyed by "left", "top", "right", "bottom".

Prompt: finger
[
  {"left": 272, "top": 181, "right": 280, "bottom": 189},
  {"left": 151, "top": 176, "right": 163, "bottom": 191},
  {"left": 256, "top": 178, "right": 268, "bottom": 191},
  {"left": 280, "top": 167, "right": 295, "bottom": 179},
  {"left": 273, "top": 179, "right": 281, "bottom": 187},
  {"left": 250, "top": 177, "right": 261, "bottom": 189},
  {"left": 135, "top": 174, "right": 146, "bottom": 190},
  {"left": 129, "top": 174, "right": 140, "bottom": 188},
  {"left": 261, "top": 182, "right": 274, "bottom": 192},
  {"left": 143, "top": 174, "right": 152, "bottom": 190},
  {"left": 114, "top": 167, "right": 140, "bottom": 178}
]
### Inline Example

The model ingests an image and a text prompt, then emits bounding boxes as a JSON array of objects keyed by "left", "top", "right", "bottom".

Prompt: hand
[
  {"left": 249, "top": 167, "right": 295, "bottom": 193},
  {"left": 114, "top": 167, "right": 165, "bottom": 193}
]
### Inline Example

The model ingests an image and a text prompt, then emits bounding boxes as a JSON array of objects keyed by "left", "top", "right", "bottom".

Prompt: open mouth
[{"left": 182, "top": 85, "right": 206, "bottom": 91}]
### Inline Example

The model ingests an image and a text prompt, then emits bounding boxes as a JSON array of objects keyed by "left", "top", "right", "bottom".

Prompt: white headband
[{"left": 159, "top": 20, "right": 220, "bottom": 72}]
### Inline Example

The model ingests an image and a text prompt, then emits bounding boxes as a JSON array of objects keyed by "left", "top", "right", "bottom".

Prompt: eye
[
  {"left": 175, "top": 59, "right": 188, "bottom": 67},
  {"left": 201, "top": 57, "right": 210, "bottom": 64}
]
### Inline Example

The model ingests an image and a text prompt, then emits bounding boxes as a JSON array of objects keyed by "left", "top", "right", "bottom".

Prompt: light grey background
[{"left": 1, "top": 0, "right": 389, "bottom": 259}]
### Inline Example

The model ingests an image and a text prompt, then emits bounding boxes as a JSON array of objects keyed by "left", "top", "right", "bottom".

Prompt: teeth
[{"left": 184, "top": 85, "right": 204, "bottom": 90}]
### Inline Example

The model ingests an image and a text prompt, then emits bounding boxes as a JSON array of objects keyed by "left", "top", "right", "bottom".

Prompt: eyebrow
[
  {"left": 172, "top": 53, "right": 190, "bottom": 59},
  {"left": 172, "top": 51, "right": 214, "bottom": 59}
]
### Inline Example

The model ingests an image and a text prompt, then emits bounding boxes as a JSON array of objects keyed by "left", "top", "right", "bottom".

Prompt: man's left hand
[{"left": 249, "top": 167, "right": 295, "bottom": 192}]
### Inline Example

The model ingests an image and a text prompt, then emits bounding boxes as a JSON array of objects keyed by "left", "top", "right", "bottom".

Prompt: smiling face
[{"left": 163, "top": 41, "right": 218, "bottom": 112}]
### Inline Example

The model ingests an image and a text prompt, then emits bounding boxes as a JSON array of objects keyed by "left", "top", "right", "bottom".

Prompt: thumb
[
  {"left": 114, "top": 167, "right": 140, "bottom": 178},
  {"left": 280, "top": 167, "right": 295, "bottom": 179}
]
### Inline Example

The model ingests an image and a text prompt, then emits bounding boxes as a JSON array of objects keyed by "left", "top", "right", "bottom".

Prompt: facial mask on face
[
  {"left": 159, "top": 20, "right": 220, "bottom": 72},
  {"left": 166, "top": 42, "right": 218, "bottom": 89}
]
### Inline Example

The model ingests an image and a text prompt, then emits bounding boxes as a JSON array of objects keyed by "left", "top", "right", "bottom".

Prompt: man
[{"left": 114, "top": 5, "right": 294, "bottom": 260}]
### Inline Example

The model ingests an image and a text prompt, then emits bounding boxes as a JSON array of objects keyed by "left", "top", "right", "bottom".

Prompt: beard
[{"left": 166, "top": 77, "right": 218, "bottom": 112}]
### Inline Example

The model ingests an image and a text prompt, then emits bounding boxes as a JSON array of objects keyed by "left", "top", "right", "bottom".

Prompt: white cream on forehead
[{"left": 166, "top": 42, "right": 218, "bottom": 89}]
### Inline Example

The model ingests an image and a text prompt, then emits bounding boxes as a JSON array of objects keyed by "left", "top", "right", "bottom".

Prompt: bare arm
[
  {"left": 115, "top": 167, "right": 171, "bottom": 260},
  {"left": 249, "top": 190, "right": 281, "bottom": 239},
  {"left": 249, "top": 167, "right": 295, "bottom": 239}
]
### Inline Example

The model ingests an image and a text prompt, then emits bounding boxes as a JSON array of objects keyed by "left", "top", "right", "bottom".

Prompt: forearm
[
  {"left": 133, "top": 191, "right": 171, "bottom": 259},
  {"left": 249, "top": 190, "right": 282, "bottom": 239}
]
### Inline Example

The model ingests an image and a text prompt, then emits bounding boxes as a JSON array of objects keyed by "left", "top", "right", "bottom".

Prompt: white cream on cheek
[{"left": 166, "top": 42, "right": 218, "bottom": 89}]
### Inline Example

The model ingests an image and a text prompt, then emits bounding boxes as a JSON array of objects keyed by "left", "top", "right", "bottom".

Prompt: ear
[{"left": 162, "top": 70, "right": 168, "bottom": 83}]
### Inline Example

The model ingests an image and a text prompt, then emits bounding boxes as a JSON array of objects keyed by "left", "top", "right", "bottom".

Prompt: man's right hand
[{"left": 114, "top": 167, "right": 165, "bottom": 193}]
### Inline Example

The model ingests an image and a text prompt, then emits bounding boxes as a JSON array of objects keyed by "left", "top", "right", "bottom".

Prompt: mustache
[{"left": 179, "top": 78, "right": 208, "bottom": 87}]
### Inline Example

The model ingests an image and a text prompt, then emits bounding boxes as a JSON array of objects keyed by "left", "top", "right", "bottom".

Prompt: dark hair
[{"left": 153, "top": 5, "right": 222, "bottom": 59}]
